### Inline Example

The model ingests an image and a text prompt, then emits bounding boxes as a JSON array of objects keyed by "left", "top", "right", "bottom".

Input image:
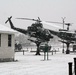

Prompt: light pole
[{"left": 61, "top": 17, "right": 66, "bottom": 53}]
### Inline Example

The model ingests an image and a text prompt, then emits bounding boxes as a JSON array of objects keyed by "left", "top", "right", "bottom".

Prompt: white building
[{"left": 0, "top": 24, "right": 16, "bottom": 62}]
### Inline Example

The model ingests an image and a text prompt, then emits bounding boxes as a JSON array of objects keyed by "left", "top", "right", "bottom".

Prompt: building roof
[{"left": 0, "top": 24, "right": 17, "bottom": 34}]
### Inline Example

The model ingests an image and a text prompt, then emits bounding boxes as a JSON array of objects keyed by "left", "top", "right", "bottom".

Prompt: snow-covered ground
[{"left": 0, "top": 50, "right": 76, "bottom": 75}]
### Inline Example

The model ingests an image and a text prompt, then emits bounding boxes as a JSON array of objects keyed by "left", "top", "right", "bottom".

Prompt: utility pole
[{"left": 62, "top": 17, "right": 66, "bottom": 53}]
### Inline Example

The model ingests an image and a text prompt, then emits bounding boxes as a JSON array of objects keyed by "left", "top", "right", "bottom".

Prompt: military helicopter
[
  {"left": 48, "top": 21, "right": 76, "bottom": 54},
  {"left": 5, "top": 16, "right": 54, "bottom": 55},
  {"left": 5, "top": 16, "right": 76, "bottom": 54},
  {"left": 17, "top": 17, "right": 76, "bottom": 54}
]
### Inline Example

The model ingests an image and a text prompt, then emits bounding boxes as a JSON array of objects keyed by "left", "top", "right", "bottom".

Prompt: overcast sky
[{"left": 0, "top": 0, "right": 76, "bottom": 31}]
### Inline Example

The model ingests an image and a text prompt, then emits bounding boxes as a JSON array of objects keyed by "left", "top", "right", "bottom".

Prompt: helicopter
[
  {"left": 5, "top": 16, "right": 76, "bottom": 54},
  {"left": 5, "top": 16, "right": 53, "bottom": 55},
  {"left": 16, "top": 17, "right": 76, "bottom": 54},
  {"left": 49, "top": 23, "right": 76, "bottom": 54}
]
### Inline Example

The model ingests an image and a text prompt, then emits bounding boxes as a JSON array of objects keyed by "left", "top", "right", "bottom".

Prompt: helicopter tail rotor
[
  {"left": 5, "top": 16, "right": 12, "bottom": 24},
  {"left": 65, "top": 23, "right": 72, "bottom": 31}
]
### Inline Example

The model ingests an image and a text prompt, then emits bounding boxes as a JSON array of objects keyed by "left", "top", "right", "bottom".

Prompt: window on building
[
  {"left": 8, "top": 34, "right": 12, "bottom": 47},
  {"left": 0, "top": 34, "right": 1, "bottom": 47}
]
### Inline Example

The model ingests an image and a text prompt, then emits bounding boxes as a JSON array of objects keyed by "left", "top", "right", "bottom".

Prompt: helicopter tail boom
[{"left": 5, "top": 16, "right": 27, "bottom": 34}]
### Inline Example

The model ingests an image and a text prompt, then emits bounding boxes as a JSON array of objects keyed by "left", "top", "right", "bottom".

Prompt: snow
[
  {"left": 0, "top": 50, "right": 75, "bottom": 75},
  {"left": 0, "top": 24, "right": 16, "bottom": 34}
]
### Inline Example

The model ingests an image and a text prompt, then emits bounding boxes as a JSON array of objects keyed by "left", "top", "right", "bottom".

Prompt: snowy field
[{"left": 0, "top": 50, "right": 76, "bottom": 75}]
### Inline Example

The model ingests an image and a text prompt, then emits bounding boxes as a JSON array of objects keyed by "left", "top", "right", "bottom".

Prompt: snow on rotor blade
[
  {"left": 16, "top": 18, "right": 37, "bottom": 21},
  {"left": 41, "top": 21, "right": 62, "bottom": 29},
  {"left": 46, "top": 21, "right": 63, "bottom": 24}
]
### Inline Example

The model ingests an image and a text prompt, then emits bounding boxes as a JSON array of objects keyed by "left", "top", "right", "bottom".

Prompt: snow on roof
[{"left": 0, "top": 24, "right": 17, "bottom": 34}]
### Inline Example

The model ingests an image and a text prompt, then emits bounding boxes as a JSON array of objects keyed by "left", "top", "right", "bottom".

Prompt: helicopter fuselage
[
  {"left": 27, "top": 22, "right": 53, "bottom": 41},
  {"left": 49, "top": 29, "right": 76, "bottom": 42}
]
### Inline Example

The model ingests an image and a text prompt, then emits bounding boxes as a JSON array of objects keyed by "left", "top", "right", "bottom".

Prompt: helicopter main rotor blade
[
  {"left": 46, "top": 21, "right": 63, "bottom": 24},
  {"left": 16, "top": 18, "right": 41, "bottom": 22},
  {"left": 41, "top": 21, "right": 62, "bottom": 29},
  {"left": 16, "top": 17, "right": 63, "bottom": 28},
  {"left": 46, "top": 21, "right": 72, "bottom": 26}
]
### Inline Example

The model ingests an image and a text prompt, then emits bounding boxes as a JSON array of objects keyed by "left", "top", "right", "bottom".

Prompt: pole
[
  {"left": 23, "top": 50, "right": 24, "bottom": 55},
  {"left": 55, "top": 50, "right": 56, "bottom": 54},
  {"left": 44, "top": 52, "right": 46, "bottom": 60},
  {"left": 52, "top": 50, "right": 53, "bottom": 55},
  {"left": 74, "top": 58, "right": 76, "bottom": 75},
  {"left": 61, "top": 17, "right": 66, "bottom": 53},
  {"left": 68, "top": 62, "right": 72, "bottom": 75},
  {"left": 47, "top": 50, "right": 49, "bottom": 60}
]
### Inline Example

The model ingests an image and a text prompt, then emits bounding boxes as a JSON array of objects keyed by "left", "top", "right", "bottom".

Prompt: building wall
[{"left": 0, "top": 33, "right": 15, "bottom": 61}]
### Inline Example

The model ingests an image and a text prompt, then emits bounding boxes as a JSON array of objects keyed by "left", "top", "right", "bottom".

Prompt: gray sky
[{"left": 0, "top": 0, "right": 76, "bottom": 31}]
